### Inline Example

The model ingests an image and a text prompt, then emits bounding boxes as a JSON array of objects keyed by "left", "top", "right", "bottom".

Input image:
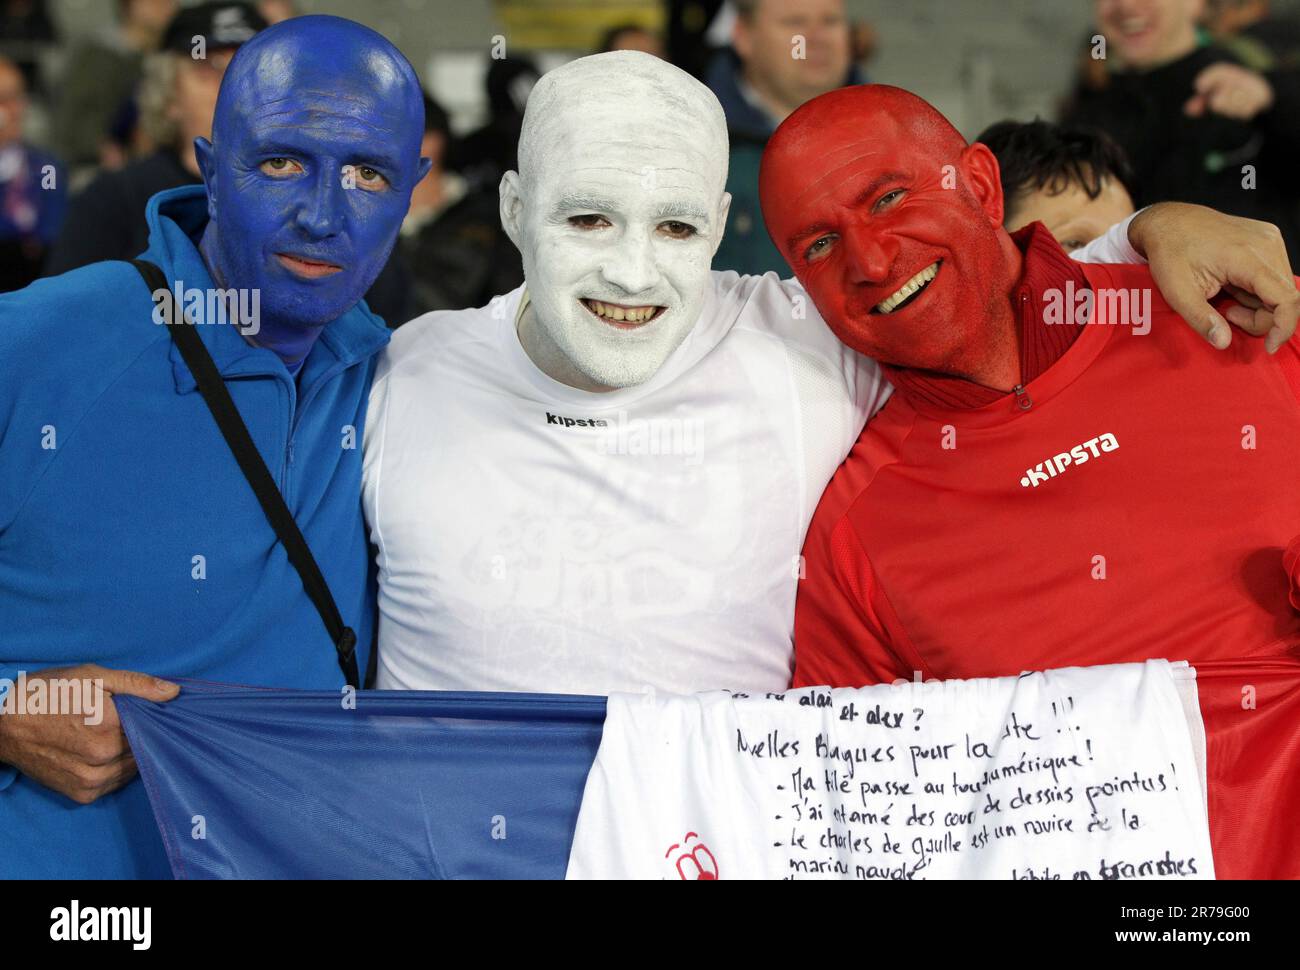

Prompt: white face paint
[{"left": 503, "top": 52, "right": 730, "bottom": 390}]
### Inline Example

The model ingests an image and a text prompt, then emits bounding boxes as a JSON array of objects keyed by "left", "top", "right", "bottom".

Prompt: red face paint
[{"left": 760, "top": 85, "right": 1022, "bottom": 384}]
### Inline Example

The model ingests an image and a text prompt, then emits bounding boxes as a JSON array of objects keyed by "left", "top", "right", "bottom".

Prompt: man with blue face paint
[
  {"left": 194, "top": 25, "right": 428, "bottom": 369},
  {"left": 0, "top": 15, "right": 428, "bottom": 878}
]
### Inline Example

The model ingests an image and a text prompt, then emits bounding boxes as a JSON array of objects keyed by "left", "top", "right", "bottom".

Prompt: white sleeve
[
  {"left": 1069, "top": 209, "right": 1145, "bottom": 264},
  {"left": 361, "top": 354, "right": 394, "bottom": 567}
]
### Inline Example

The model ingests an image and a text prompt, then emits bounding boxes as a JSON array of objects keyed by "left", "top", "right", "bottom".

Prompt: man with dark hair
[{"left": 977, "top": 118, "right": 1138, "bottom": 251}]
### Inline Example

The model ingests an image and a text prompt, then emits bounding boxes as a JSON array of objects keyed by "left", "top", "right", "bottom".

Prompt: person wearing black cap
[{"left": 44, "top": 2, "right": 266, "bottom": 276}]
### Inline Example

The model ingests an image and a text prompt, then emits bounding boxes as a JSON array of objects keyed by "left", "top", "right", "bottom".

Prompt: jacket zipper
[{"left": 1014, "top": 289, "right": 1034, "bottom": 411}]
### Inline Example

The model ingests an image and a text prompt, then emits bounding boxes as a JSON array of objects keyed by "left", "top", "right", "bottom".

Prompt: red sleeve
[
  {"left": 1278, "top": 332, "right": 1300, "bottom": 407},
  {"left": 793, "top": 514, "right": 912, "bottom": 688},
  {"left": 1280, "top": 332, "right": 1300, "bottom": 612}
]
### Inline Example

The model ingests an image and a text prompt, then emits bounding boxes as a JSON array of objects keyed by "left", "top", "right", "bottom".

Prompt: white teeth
[
  {"left": 875, "top": 262, "right": 939, "bottom": 314},
  {"left": 585, "top": 300, "right": 660, "bottom": 323}
]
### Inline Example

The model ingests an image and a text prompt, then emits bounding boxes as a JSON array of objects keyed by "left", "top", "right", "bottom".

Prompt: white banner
[{"left": 567, "top": 660, "right": 1212, "bottom": 880}]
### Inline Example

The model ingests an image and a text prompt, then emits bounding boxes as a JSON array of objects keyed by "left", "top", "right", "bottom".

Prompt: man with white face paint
[
  {"left": 362, "top": 51, "right": 1297, "bottom": 695},
  {"left": 365, "top": 51, "right": 871, "bottom": 694},
  {"left": 502, "top": 57, "right": 723, "bottom": 392}
]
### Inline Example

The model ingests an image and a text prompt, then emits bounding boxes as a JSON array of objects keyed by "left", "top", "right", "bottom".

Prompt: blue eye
[
  {"left": 804, "top": 234, "right": 837, "bottom": 262},
  {"left": 874, "top": 189, "right": 905, "bottom": 212}
]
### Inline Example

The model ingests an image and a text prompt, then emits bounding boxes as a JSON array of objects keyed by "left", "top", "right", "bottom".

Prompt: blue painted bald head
[{"left": 195, "top": 15, "right": 430, "bottom": 335}]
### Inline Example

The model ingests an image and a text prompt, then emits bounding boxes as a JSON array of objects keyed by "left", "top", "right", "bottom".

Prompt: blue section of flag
[{"left": 117, "top": 681, "right": 606, "bottom": 879}]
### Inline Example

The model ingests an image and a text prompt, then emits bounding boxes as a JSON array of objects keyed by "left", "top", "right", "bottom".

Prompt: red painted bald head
[{"left": 760, "top": 85, "right": 1021, "bottom": 379}]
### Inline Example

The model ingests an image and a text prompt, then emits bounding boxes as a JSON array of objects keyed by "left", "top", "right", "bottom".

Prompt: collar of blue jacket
[{"left": 0, "top": 184, "right": 391, "bottom": 878}]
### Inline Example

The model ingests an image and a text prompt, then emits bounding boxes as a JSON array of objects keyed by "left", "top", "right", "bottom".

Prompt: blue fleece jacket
[{"left": 0, "top": 185, "right": 388, "bottom": 878}]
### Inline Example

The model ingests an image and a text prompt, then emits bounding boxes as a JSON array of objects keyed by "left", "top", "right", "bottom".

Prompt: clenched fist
[{"left": 0, "top": 664, "right": 178, "bottom": 804}]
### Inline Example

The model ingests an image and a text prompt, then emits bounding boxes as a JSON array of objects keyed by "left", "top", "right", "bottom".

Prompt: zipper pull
[{"left": 1013, "top": 288, "right": 1034, "bottom": 412}]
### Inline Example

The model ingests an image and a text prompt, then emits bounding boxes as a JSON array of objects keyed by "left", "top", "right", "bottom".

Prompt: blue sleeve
[{"left": 0, "top": 670, "right": 18, "bottom": 791}]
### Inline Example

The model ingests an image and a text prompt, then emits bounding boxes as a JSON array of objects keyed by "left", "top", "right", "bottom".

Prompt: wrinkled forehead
[
  {"left": 535, "top": 122, "right": 724, "bottom": 211},
  {"left": 523, "top": 65, "right": 728, "bottom": 207},
  {"left": 218, "top": 41, "right": 421, "bottom": 152},
  {"left": 764, "top": 109, "right": 938, "bottom": 229}
]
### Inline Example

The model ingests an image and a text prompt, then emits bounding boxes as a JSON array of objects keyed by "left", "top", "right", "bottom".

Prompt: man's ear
[
  {"left": 710, "top": 191, "right": 732, "bottom": 258},
  {"left": 415, "top": 155, "right": 434, "bottom": 185},
  {"left": 195, "top": 136, "right": 217, "bottom": 221},
  {"left": 959, "top": 141, "right": 1004, "bottom": 228},
  {"left": 499, "top": 170, "right": 525, "bottom": 249}
]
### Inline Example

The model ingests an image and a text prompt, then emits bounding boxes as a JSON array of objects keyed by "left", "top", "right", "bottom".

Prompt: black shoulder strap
[{"left": 131, "top": 258, "right": 360, "bottom": 688}]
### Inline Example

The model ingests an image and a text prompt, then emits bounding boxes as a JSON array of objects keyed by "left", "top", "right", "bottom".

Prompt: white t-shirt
[
  {"left": 363, "top": 222, "right": 1142, "bottom": 695},
  {"left": 364, "top": 271, "right": 886, "bottom": 694}
]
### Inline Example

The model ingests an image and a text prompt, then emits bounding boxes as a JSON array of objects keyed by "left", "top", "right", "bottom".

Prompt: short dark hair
[{"left": 975, "top": 119, "right": 1138, "bottom": 223}]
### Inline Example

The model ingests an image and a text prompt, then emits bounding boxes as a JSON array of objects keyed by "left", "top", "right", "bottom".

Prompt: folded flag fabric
[
  {"left": 117, "top": 681, "right": 605, "bottom": 879},
  {"left": 118, "top": 655, "right": 1300, "bottom": 879}
]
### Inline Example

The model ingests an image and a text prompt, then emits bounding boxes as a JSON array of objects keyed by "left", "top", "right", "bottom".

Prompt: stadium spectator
[
  {"left": 0, "top": 52, "right": 63, "bottom": 290},
  {"left": 599, "top": 23, "right": 664, "bottom": 57},
  {"left": 1064, "top": 0, "right": 1300, "bottom": 261},
  {"left": 978, "top": 119, "right": 1138, "bottom": 250},
  {"left": 1204, "top": 0, "right": 1300, "bottom": 69},
  {"left": 448, "top": 54, "right": 540, "bottom": 191},
  {"left": 705, "top": 0, "right": 859, "bottom": 275},
  {"left": 256, "top": 0, "right": 297, "bottom": 25},
  {"left": 0, "top": 0, "right": 58, "bottom": 97},
  {"left": 45, "top": 2, "right": 264, "bottom": 275},
  {"left": 50, "top": 0, "right": 176, "bottom": 185},
  {"left": 390, "top": 94, "right": 522, "bottom": 319}
]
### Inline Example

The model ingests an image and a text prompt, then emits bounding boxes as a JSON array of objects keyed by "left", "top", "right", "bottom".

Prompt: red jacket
[{"left": 794, "top": 224, "right": 1300, "bottom": 877}]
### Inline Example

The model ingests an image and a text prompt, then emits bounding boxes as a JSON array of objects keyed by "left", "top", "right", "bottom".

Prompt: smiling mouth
[
  {"left": 580, "top": 298, "right": 667, "bottom": 329},
  {"left": 277, "top": 253, "right": 343, "bottom": 279},
  {"left": 1117, "top": 16, "right": 1153, "bottom": 39},
  {"left": 872, "top": 261, "right": 940, "bottom": 314}
]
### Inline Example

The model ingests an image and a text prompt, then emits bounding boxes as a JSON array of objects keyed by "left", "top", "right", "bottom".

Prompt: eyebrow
[
  {"left": 552, "top": 194, "right": 621, "bottom": 215},
  {"left": 786, "top": 170, "right": 910, "bottom": 251},
  {"left": 852, "top": 171, "right": 909, "bottom": 208},
  {"left": 653, "top": 202, "right": 710, "bottom": 223},
  {"left": 550, "top": 195, "right": 711, "bottom": 224}
]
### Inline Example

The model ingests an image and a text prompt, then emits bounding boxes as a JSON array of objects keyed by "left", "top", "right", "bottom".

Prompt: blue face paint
[{"left": 195, "top": 15, "right": 432, "bottom": 364}]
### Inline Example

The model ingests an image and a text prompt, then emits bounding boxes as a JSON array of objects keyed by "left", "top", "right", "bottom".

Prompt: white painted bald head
[{"left": 501, "top": 51, "right": 731, "bottom": 391}]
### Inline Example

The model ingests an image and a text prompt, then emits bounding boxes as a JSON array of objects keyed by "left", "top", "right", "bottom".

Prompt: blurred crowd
[{"left": 2, "top": 0, "right": 1299, "bottom": 312}]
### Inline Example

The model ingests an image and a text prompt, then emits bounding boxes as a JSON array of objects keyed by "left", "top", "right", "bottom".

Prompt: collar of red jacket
[{"left": 879, "top": 221, "right": 1091, "bottom": 410}]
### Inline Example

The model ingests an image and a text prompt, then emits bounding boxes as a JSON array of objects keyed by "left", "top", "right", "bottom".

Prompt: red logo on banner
[{"left": 666, "top": 832, "right": 718, "bottom": 880}]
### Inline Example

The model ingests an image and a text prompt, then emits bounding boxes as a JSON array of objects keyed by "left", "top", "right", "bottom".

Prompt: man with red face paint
[{"left": 763, "top": 85, "right": 1300, "bottom": 880}]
